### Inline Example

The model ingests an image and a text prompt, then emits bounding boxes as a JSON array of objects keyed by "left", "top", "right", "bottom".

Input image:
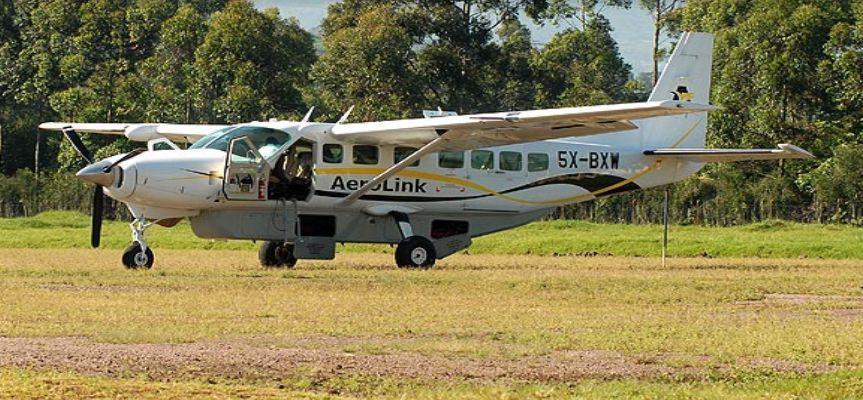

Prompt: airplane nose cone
[{"left": 76, "top": 160, "right": 115, "bottom": 186}]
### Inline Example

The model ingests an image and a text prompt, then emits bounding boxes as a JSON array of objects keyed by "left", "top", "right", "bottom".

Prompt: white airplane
[{"left": 39, "top": 32, "right": 811, "bottom": 269}]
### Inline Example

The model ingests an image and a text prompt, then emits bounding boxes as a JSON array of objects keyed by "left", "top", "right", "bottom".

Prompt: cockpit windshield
[{"left": 188, "top": 126, "right": 292, "bottom": 159}]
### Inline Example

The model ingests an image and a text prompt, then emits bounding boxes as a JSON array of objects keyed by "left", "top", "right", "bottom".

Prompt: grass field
[
  {"left": 1, "top": 247, "right": 863, "bottom": 398},
  {"left": 1, "top": 213, "right": 862, "bottom": 398},
  {"left": 1, "top": 211, "right": 862, "bottom": 258}
]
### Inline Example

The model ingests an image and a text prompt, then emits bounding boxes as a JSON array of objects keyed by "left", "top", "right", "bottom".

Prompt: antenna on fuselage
[
  {"left": 301, "top": 107, "right": 315, "bottom": 123},
  {"left": 336, "top": 106, "right": 354, "bottom": 124}
]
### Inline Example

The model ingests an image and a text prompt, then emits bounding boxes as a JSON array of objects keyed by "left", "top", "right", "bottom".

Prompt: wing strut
[{"left": 338, "top": 136, "right": 448, "bottom": 206}]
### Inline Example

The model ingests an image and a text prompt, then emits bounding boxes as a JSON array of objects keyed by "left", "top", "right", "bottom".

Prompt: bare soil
[{"left": 0, "top": 337, "right": 835, "bottom": 384}]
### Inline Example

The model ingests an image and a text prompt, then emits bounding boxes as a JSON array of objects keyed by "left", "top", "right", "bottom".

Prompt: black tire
[
  {"left": 395, "top": 236, "right": 436, "bottom": 269},
  {"left": 122, "top": 242, "right": 154, "bottom": 269},
  {"left": 259, "top": 241, "right": 297, "bottom": 268}
]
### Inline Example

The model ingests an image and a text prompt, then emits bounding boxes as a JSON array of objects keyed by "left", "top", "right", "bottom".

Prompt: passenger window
[
  {"left": 394, "top": 147, "right": 420, "bottom": 167},
  {"left": 499, "top": 151, "right": 523, "bottom": 171},
  {"left": 353, "top": 145, "right": 379, "bottom": 165},
  {"left": 528, "top": 153, "right": 549, "bottom": 172},
  {"left": 322, "top": 144, "right": 343, "bottom": 164},
  {"left": 471, "top": 150, "right": 494, "bottom": 170},
  {"left": 438, "top": 151, "right": 464, "bottom": 169}
]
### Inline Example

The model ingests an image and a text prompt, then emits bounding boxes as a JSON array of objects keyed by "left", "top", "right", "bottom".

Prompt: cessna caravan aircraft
[{"left": 39, "top": 32, "right": 811, "bottom": 269}]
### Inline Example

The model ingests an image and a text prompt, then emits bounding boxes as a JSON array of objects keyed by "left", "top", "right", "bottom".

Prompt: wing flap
[{"left": 644, "top": 144, "right": 814, "bottom": 162}]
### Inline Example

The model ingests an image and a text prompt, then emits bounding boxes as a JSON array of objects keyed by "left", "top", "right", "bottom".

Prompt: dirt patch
[
  {"left": 0, "top": 337, "right": 836, "bottom": 385},
  {"left": 37, "top": 283, "right": 175, "bottom": 293},
  {"left": 736, "top": 293, "right": 863, "bottom": 307},
  {"left": 761, "top": 294, "right": 863, "bottom": 305}
]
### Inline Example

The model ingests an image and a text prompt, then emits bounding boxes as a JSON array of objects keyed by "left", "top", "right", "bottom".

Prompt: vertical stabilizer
[
  {"left": 641, "top": 32, "right": 714, "bottom": 152},
  {"left": 648, "top": 32, "right": 714, "bottom": 104}
]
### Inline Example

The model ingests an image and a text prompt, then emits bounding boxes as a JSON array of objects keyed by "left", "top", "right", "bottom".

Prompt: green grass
[
  {"left": 2, "top": 212, "right": 863, "bottom": 398},
  {"left": 1, "top": 211, "right": 861, "bottom": 258},
  {"left": 3, "top": 368, "right": 863, "bottom": 399}
]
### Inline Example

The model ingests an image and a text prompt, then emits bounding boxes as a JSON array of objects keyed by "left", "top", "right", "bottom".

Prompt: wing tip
[
  {"left": 778, "top": 143, "right": 814, "bottom": 158},
  {"left": 38, "top": 122, "right": 64, "bottom": 131}
]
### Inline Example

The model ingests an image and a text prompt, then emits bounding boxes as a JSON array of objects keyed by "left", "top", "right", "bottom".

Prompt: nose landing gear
[{"left": 122, "top": 218, "right": 154, "bottom": 269}]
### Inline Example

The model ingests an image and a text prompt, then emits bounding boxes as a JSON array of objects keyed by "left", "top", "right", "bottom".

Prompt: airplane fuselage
[{"left": 98, "top": 116, "right": 705, "bottom": 252}]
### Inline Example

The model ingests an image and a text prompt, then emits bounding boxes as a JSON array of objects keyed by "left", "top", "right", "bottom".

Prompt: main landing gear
[
  {"left": 259, "top": 241, "right": 298, "bottom": 268},
  {"left": 122, "top": 218, "right": 154, "bottom": 269},
  {"left": 391, "top": 212, "right": 436, "bottom": 269}
]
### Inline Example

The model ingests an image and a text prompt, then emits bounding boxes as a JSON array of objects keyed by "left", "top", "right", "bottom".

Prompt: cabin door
[{"left": 222, "top": 136, "right": 270, "bottom": 201}]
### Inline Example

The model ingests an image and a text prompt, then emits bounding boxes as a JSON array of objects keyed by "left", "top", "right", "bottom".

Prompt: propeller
[
  {"left": 60, "top": 127, "right": 151, "bottom": 248},
  {"left": 90, "top": 183, "right": 103, "bottom": 248},
  {"left": 62, "top": 127, "right": 104, "bottom": 248},
  {"left": 62, "top": 128, "right": 93, "bottom": 164}
]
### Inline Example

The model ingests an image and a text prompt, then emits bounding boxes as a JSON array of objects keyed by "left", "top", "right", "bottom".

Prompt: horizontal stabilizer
[{"left": 644, "top": 144, "right": 813, "bottom": 162}]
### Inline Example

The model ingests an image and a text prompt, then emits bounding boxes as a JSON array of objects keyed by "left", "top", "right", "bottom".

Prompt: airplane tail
[{"left": 641, "top": 32, "right": 714, "bottom": 150}]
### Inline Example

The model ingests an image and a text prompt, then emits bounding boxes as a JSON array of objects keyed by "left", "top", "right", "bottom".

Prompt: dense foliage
[{"left": 0, "top": 0, "right": 861, "bottom": 224}]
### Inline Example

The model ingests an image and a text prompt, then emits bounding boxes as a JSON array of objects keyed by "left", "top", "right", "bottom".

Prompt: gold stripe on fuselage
[{"left": 317, "top": 119, "right": 702, "bottom": 206}]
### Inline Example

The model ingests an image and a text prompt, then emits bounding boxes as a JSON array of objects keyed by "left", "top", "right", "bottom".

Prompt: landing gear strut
[
  {"left": 259, "top": 241, "right": 297, "bottom": 268},
  {"left": 122, "top": 218, "right": 154, "bottom": 269},
  {"left": 391, "top": 212, "right": 436, "bottom": 269}
]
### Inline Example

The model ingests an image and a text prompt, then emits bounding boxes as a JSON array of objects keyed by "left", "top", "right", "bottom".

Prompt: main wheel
[
  {"left": 122, "top": 242, "right": 154, "bottom": 269},
  {"left": 395, "top": 236, "right": 436, "bottom": 269},
  {"left": 259, "top": 241, "right": 297, "bottom": 268}
]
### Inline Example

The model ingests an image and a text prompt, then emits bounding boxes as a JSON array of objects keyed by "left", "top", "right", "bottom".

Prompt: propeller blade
[
  {"left": 104, "top": 148, "right": 146, "bottom": 172},
  {"left": 61, "top": 127, "right": 93, "bottom": 164},
  {"left": 91, "top": 185, "right": 104, "bottom": 248}
]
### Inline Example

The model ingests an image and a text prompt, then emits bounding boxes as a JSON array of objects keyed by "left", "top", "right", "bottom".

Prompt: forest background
[{"left": 1, "top": 0, "right": 861, "bottom": 225}]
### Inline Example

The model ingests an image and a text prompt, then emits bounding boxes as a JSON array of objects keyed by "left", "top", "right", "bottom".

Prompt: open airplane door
[{"left": 223, "top": 137, "right": 270, "bottom": 201}]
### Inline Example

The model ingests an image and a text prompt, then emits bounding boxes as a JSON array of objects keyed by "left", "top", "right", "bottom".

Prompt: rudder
[{"left": 642, "top": 32, "right": 714, "bottom": 150}]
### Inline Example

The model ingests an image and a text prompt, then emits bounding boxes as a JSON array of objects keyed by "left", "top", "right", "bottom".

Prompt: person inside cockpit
[
  {"left": 259, "top": 136, "right": 280, "bottom": 159},
  {"left": 268, "top": 141, "right": 314, "bottom": 201}
]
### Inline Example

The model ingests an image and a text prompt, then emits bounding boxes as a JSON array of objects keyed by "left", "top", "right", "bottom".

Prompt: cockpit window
[
  {"left": 188, "top": 126, "right": 292, "bottom": 159},
  {"left": 188, "top": 127, "right": 233, "bottom": 149}
]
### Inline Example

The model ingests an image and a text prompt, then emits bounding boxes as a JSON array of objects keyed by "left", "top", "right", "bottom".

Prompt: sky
[{"left": 253, "top": 0, "right": 658, "bottom": 74}]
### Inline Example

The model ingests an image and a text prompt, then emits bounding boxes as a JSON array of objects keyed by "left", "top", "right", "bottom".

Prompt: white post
[
  {"left": 662, "top": 188, "right": 669, "bottom": 267},
  {"left": 34, "top": 129, "right": 40, "bottom": 178}
]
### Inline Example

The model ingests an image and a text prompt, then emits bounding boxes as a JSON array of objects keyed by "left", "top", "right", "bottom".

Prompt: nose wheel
[
  {"left": 122, "top": 242, "right": 154, "bottom": 269},
  {"left": 122, "top": 218, "right": 154, "bottom": 269}
]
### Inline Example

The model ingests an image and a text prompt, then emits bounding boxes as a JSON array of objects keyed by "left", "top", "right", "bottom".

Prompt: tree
[
  {"left": 316, "top": 0, "right": 562, "bottom": 116},
  {"left": 818, "top": 1, "right": 863, "bottom": 136},
  {"left": 497, "top": 18, "right": 538, "bottom": 111},
  {"left": 135, "top": 3, "right": 207, "bottom": 122},
  {"left": 311, "top": 5, "right": 425, "bottom": 121},
  {"left": 638, "top": 0, "right": 684, "bottom": 85},
  {"left": 539, "top": 0, "right": 633, "bottom": 28},
  {"left": 194, "top": 0, "right": 315, "bottom": 123},
  {"left": 533, "top": 16, "right": 632, "bottom": 108},
  {"left": 806, "top": 144, "right": 863, "bottom": 222}
]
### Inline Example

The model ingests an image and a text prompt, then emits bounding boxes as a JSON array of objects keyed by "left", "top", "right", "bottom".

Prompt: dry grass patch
[{"left": 1, "top": 248, "right": 863, "bottom": 397}]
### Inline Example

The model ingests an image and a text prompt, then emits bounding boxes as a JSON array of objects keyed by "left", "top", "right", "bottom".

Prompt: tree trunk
[{"left": 652, "top": 3, "right": 662, "bottom": 86}]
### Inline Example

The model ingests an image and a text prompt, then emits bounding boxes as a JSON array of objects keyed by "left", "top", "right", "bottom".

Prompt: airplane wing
[
  {"left": 330, "top": 100, "right": 714, "bottom": 150},
  {"left": 38, "top": 122, "right": 228, "bottom": 144},
  {"left": 334, "top": 100, "right": 714, "bottom": 206},
  {"left": 644, "top": 144, "right": 814, "bottom": 162}
]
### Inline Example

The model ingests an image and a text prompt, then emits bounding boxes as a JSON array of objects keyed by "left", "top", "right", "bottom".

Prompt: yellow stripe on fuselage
[{"left": 315, "top": 118, "right": 702, "bottom": 206}]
